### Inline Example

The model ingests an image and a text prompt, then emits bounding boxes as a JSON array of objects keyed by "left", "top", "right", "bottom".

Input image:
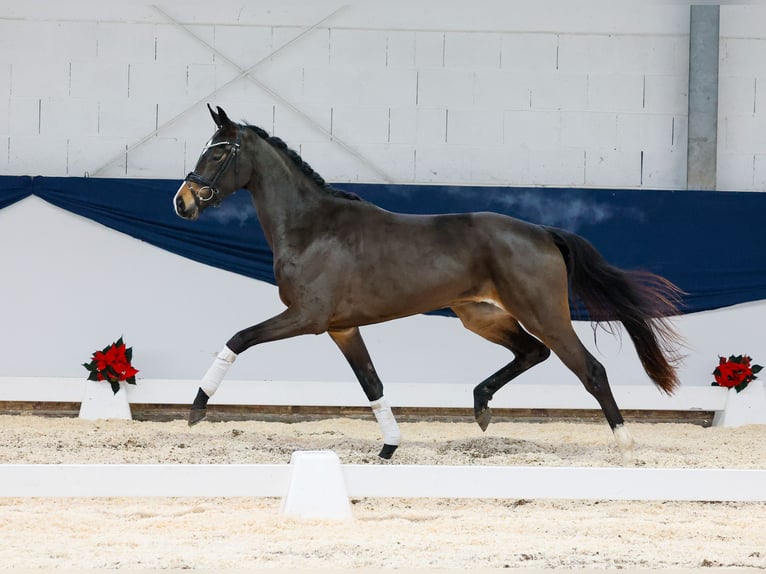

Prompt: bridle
[{"left": 184, "top": 126, "right": 243, "bottom": 208}]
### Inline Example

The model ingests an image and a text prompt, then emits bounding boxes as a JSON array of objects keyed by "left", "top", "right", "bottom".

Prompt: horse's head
[{"left": 174, "top": 105, "right": 250, "bottom": 220}]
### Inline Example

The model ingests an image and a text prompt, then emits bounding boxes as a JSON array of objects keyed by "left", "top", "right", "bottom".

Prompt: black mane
[{"left": 244, "top": 124, "right": 361, "bottom": 202}]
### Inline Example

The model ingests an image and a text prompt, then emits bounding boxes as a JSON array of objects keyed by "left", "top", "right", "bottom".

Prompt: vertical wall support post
[{"left": 687, "top": 5, "right": 720, "bottom": 190}]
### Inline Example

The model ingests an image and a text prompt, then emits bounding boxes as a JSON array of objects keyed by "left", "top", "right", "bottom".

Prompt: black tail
[{"left": 546, "top": 227, "right": 684, "bottom": 394}]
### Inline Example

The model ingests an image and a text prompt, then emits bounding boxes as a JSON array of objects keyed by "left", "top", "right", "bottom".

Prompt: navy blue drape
[{"left": 2, "top": 175, "right": 765, "bottom": 318}]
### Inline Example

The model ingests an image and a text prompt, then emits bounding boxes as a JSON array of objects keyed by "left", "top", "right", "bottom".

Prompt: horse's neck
[{"left": 246, "top": 140, "right": 322, "bottom": 254}]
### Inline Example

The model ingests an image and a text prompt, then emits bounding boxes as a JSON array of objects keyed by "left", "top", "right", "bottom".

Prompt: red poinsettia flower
[
  {"left": 82, "top": 337, "right": 139, "bottom": 394},
  {"left": 713, "top": 354, "right": 762, "bottom": 393}
]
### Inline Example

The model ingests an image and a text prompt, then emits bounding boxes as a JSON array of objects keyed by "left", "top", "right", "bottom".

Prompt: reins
[{"left": 185, "top": 126, "right": 242, "bottom": 208}]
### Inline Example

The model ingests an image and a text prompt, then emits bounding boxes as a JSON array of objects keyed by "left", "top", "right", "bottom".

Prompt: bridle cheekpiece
[{"left": 184, "top": 126, "right": 243, "bottom": 208}]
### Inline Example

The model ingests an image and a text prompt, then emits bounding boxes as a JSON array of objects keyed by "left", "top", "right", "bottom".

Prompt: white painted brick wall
[
  {"left": 0, "top": 1, "right": 763, "bottom": 190},
  {"left": 718, "top": 5, "right": 766, "bottom": 190}
]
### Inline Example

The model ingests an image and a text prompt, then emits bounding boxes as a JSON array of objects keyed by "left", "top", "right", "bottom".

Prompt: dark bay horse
[{"left": 174, "top": 105, "right": 683, "bottom": 462}]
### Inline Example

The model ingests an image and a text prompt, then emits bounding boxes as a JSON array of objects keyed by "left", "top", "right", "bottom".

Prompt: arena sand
[{"left": 0, "top": 414, "right": 764, "bottom": 570}]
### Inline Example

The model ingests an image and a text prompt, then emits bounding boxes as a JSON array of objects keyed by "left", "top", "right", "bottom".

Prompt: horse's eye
[{"left": 210, "top": 149, "right": 225, "bottom": 161}]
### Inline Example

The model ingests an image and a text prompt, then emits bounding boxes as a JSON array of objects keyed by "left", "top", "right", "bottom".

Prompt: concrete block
[
  {"left": 273, "top": 104, "right": 331, "bottom": 143},
  {"left": 585, "top": 148, "right": 641, "bottom": 188},
  {"left": 529, "top": 72, "right": 588, "bottom": 111},
  {"left": 754, "top": 154, "right": 766, "bottom": 191},
  {"left": 0, "top": 137, "right": 7, "bottom": 172},
  {"left": 721, "top": 114, "right": 766, "bottom": 154},
  {"left": 446, "top": 109, "right": 503, "bottom": 146},
  {"left": 355, "top": 143, "right": 415, "bottom": 182},
  {"left": 0, "top": 20, "right": 96, "bottom": 62},
  {"left": 411, "top": 107, "right": 447, "bottom": 145},
  {"left": 387, "top": 106, "right": 416, "bottom": 144},
  {"left": 0, "top": 63, "right": 10, "bottom": 99},
  {"left": 616, "top": 113, "right": 674, "bottom": 151},
  {"left": 417, "top": 69, "right": 474, "bottom": 107},
  {"left": 643, "top": 74, "right": 688, "bottom": 115},
  {"left": 444, "top": 32, "right": 501, "bottom": 70},
  {"left": 214, "top": 25, "right": 273, "bottom": 69},
  {"left": 720, "top": 5, "right": 766, "bottom": 39},
  {"left": 299, "top": 140, "right": 362, "bottom": 182},
  {"left": 558, "top": 35, "right": 617, "bottom": 73},
  {"left": 414, "top": 144, "right": 472, "bottom": 183},
  {"left": 716, "top": 152, "right": 755, "bottom": 191},
  {"left": 70, "top": 62, "right": 129, "bottom": 100},
  {"left": 156, "top": 24, "right": 215, "bottom": 65},
  {"left": 330, "top": 29, "right": 388, "bottom": 67},
  {"left": 40, "top": 98, "right": 99, "bottom": 137},
  {"left": 67, "top": 136, "right": 131, "bottom": 178},
  {"left": 504, "top": 110, "right": 561, "bottom": 150},
  {"left": 128, "top": 62, "right": 189, "bottom": 101},
  {"left": 97, "top": 22, "right": 156, "bottom": 63},
  {"left": 304, "top": 67, "right": 416, "bottom": 106},
  {"left": 8, "top": 136, "right": 68, "bottom": 176},
  {"left": 561, "top": 111, "right": 618, "bottom": 149},
  {"left": 641, "top": 149, "right": 686, "bottom": 189},
  {"left": 386, "top": 31, "right": 416, "bottom": 68},
  {"left": 11, "top": 61, "right": 69, "bottom": 98},
  {"left": 245, "top": 59, "right": 304, "bottom": 104},
  {"left": 587, "top": 74, "right": 644, "bottom": 112},
  {"left": 501, "top": 33, "right": 557, "bottom": 71},
  {"left": 467, "top": 145, "right": 530, "bottom": 186},
  {"left": 614, "top": 35, "right": 688, "bottom": 75},
  {"left": 718, "top": 76, "right": 756, "bottom": 115},
  {"left": 186, "top": 64, "right": 217, "bottom": 101},
  {"left": 529, "top": 147, "right": 585, "bottom": 186},
  {"left": 98, "top": 99, "right": 157, "bottom": 138},
  {"left": 415, "top": 31, "right": 445, "bottom": 68},
  {"left": 720, "top": 38, "right": 766, "bottom": 77},
  {"left": 756, "top": 76, "right": 766, "bottom": 115},
  {"left": 272, "top": 27, "right": 330, "bottom": 68},
  {"left": 332, "top": 105, "right": 389, "bottom": 144},
  {"left": 473, "top": 71, "right": 531, "bottom": 110},
  {"left": 8, "top": 98, "right": 41, "bottom": 137},
  {"left": 126, "top": 136, "right": 185, "bottom": 178}
]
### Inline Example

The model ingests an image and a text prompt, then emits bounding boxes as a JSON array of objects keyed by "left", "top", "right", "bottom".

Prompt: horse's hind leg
[
  {"left": 527, "top": 322, "right": 635, "bottom": 463},
  {"left": 452, "top": 302, "right": 551, "bottom": 431},
  {"left": 328, "top": 327, "right": 401, "bottom": 459}
]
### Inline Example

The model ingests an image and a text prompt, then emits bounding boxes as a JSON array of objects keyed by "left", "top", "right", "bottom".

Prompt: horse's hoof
[
  {"left": 188, "top": 408, "right": 207, "bottom": 427},
  {"left": 378, "top": 444, "right": 398, "bottom": 459},
  {"left": 475, "top": 407, "right": 492, "bottom": 432}
]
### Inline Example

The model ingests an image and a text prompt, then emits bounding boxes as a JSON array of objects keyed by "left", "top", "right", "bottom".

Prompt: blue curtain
[{"left": 2, "top": 175, "right": 765, "bottom": 318}]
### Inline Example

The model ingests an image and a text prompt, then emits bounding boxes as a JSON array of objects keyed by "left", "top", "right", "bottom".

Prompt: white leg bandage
[
  {"left": 370, "top": 396, "right": 401, "bottom": 446},
  {"left": 613, "top": 424, "right": 635, "bottom": 465},
  {"left": 200, "top": 346, "right": 237, "bottom": 397}
]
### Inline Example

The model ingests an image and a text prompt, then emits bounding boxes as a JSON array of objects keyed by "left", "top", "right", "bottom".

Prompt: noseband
[{"left": 185, "top": 127, "right": 242, "bottom": 208}]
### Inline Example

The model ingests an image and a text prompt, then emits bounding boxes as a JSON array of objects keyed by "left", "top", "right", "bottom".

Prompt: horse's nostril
[{"left": 175, "top": 195, "right": 185, "bottom": 212}]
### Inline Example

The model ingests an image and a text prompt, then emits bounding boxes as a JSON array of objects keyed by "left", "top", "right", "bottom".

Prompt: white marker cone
[{"left": 280, "top": 450, "right": 353, "bottom": 520}]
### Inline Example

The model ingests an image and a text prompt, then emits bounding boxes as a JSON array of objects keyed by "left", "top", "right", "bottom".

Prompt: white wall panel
[
  {"left": 446, "top": 109, "right": 503, "bottom": 146},
  {"left": 643, "top": 74, "right": 687, "bottom": 115},
  {"left": 40, "top": 98, "right": 99, "bottom": 138},
  {"left": 444, "top": 33, "right": 501, "bottom": 70},
  {"left": 586, "top": 74, "right": 644, "bottom": 112},
  {"left": 8, "top": 136, "right": 68, "bottom": 176},
  {"left": 473, "top": 71, "right": 530, "bottom": 110},
  {"left": 0, "top": 2, "right": 763, "bottom": 188},
  {"left": 585, "top": 149, "right": 640, "bottom": 188},
  {"left": 501, "top": 33, "right": 557, "bottom": 71},
  {"left": 332, "top": 105, "right": 389, "bottom": 144}
]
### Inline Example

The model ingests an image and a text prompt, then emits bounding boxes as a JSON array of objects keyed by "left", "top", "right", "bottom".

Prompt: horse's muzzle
[{"left": 174, "top": 181, "right": 200, "bottom": 220}]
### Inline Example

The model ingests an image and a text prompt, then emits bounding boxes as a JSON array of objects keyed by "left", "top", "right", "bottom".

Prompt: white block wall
[
  {"left": 3, "top": 0, "right": 751, "bottom": 189},
  {"left": 718, "top": 5, "right": 766, "bottom": 191}
]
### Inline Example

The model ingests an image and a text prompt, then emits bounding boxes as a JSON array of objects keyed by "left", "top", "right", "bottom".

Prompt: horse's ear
[
  {"left": 216, "top": 106, "right": 234, "bottom": 128},
  {"left": 207, "top": 103, "right": 221, "bottom": 128}
]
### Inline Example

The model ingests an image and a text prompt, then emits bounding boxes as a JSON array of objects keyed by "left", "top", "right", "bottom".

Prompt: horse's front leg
[
  {"left": 328, "top": 327, "right": 401, "bottom": 459},
  {"left": 188, "top": 308, "right": 327, "bottom": 426}
]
